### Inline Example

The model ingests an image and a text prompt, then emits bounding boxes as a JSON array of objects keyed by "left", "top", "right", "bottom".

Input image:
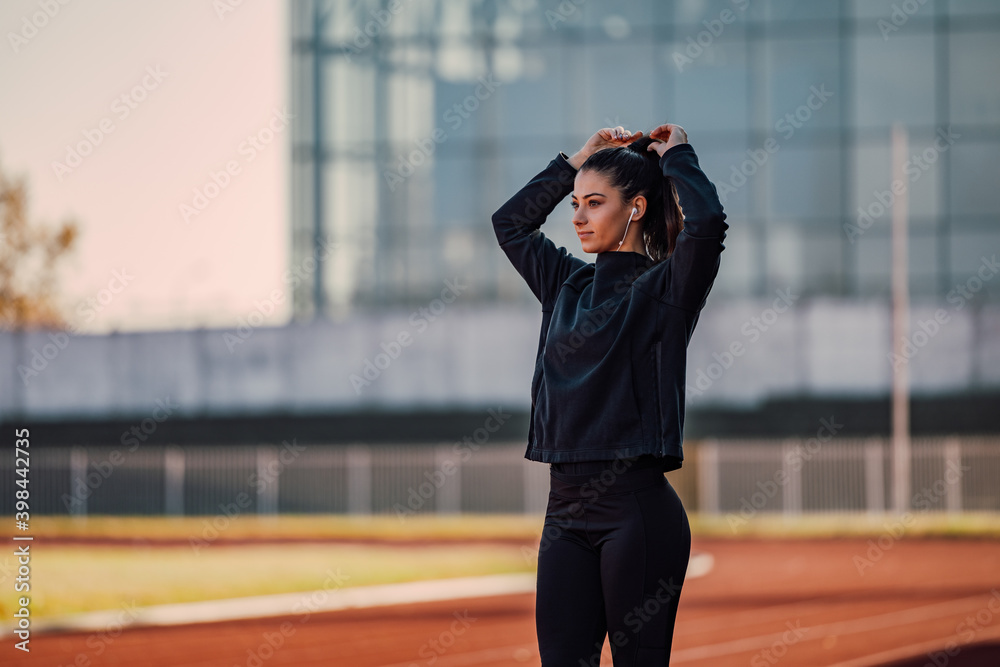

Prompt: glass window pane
[
  {"left": 851, "top": 0, "right": 937, "bottom": 19},
  {"left": 497, "top": 45, "right": 566, "bottom": 139},
  {"left": 766, "top": 145, "right": 842, "bottom": 221},
  {"left": 696, "top": 142, "right": 754, "bottom": 221},
  {"left": 949, "top": 226, "right": 1000, "bottom": 303},
  {"left": 950, "top": 139, "right": 1000, "bottom": 218},
  {"left": 578, "top": 42, "right": 658, "bottom": 131},
  {"left": 767, "top": 224, "right": 845, "bottom": 296},
  {"left": 950, "top": 32, "right": 1000, "bottom": 125},
  {"left": 856, "top": 231, "right": 891, "bottom": 297},
  {"left": 853, "top": 33, "right": 935, "bottom": 128},
  {"left": 674, "top": 0, "right": 757, "bottom": 25},
  {"left": 765, "top": 1, "right": 842, "bottom": 20},
  {"left": 763, "top": 38, "right": 840, "bottom": 139},
  {"left": 909, "top": 231, "right": 939, "bottom": 297},
  {"left": 328, "top": 59, "right": 376, "bottom": 149},
  {"left": 712, "top": 220, "right": 757, "bottom": 298},
  {"left": 948, "top": 0, "right": 1000, "bottom": 15},
  {"left": 851, "top": 129, "right": 943, "bottom": 227},
  {"left": 672, "top": 34, "right": 749, "bottom": 133},
  {"left": 580, "top": 0, "right": 665, "bottom": 29},
  {"left": 765, "top": 222, "right": 803, "bottom": 289}
]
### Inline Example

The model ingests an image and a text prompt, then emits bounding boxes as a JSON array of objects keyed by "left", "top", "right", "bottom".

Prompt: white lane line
[
  {"left": 2, "top": 552, "right": 713, "bottom": 639},
  {"left": 828, "top": 622, "right": 1000, "bottom": 667},
  {"left": 679, "top": 596, "right": 853, "bottom": 634},
  {"left": 672, "top": 593, "right": 993, "bottom": 663},
  {"left": 687, "top": 551, "right": 714, "bottom": 579},
  {"left": 1, "top": 573, "right": 537, "bottom": 637}
]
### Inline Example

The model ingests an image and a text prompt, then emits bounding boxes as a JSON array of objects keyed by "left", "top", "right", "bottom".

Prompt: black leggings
[{"left": 535, "top": 456, "right": 691, "bottom": 666}]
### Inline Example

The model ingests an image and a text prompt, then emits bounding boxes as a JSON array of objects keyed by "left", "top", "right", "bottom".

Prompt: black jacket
[{"left": 491, "top": 142, "right": 728, "bottom": 472}]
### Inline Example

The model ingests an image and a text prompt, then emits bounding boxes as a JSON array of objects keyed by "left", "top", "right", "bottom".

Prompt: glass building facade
[{"left": 289, "top": 0, "right": 1000, "bottom": 321}]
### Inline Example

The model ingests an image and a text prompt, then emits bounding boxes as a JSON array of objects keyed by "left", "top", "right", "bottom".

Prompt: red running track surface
[{"left": 6, "top": 538, "right": 1000, "bottom": 666}]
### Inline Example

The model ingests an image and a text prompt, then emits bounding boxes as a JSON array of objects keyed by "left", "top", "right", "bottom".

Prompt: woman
[{"left": 491, "top": 123, "right": 728, "bottom": 665}]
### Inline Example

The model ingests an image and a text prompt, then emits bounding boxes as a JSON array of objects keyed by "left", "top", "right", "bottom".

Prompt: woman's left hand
[{"left": 646, "top": 123, "right": 688, "bottom": 158}]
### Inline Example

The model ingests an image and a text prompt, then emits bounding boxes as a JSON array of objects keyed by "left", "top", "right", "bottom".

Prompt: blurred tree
[{"left": 0, "top": 156, "right": 78, "bottom": 332}]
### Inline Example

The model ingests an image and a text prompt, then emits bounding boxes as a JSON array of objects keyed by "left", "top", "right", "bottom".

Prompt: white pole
[{"left": 890, "top": 122, "right": 911, "bottom": 514}]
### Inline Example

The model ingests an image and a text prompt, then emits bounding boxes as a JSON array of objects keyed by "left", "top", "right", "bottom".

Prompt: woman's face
[{"left": 571, "top": 169, "right": 640, "bottom": 254}]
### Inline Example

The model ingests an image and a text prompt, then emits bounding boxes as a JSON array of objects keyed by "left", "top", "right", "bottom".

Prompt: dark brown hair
[{"left": 579, "top": 135, "right": 683, "bottom": 262}]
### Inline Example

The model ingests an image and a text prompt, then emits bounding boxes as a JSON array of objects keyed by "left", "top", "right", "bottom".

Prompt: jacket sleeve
[
  {"left": 636, "top": 142, "right": 729, "bottom": 312},
  {"left": 491, "top": 151, "right": 589, "bottom": 309}
]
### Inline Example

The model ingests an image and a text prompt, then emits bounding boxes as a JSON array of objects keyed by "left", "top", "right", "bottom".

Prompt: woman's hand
[
  {"left": 646, "top": 123, "right": 688, "bottom": 159},
  {"left": 566, "top": 126, "right": 644, "bottom": 170}
]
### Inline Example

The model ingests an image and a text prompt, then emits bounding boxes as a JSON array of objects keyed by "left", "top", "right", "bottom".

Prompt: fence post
[
  {"left": 69, "top": 446, "right": 88, "bottom": 518},
  {"left": 164, "top": 445, "right": 185, "bottom": 516},
  {"left": 346, "top": 444, "right": 372, "bottom": 515},
  {"left": 698, "top": 439, "right": 720, "bottom": 514},
  {"left": 865, "top": 438, "right": 885, "bottom": 513},
  {"left": 256, "top": 445, "right": 279, "bottom": 515},
  {"left": 944, "top": 437, "right": 962, "bottom": 513},
  {"left": 435, "top": 444, "right": 461, "bottom": 514},
  {"left": 782, "top": 439, "right": 802, "bottom": 516},
  {"left": 524, "top": 455, "right": 549, "bottom": 514}
]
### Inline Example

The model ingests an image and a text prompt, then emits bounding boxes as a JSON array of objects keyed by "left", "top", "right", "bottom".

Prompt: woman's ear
[{"left": 631, "top": 196, "right": 648, "bottom": 221}]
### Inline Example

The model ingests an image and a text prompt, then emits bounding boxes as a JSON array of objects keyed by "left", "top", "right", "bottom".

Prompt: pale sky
[{"left": 0, "top": 0, "right": 288, "bottom": 333}]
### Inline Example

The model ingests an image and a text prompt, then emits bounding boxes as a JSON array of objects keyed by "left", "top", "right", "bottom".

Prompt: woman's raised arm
[
  {"left": 491, "top": 127, "right": 642, "bottom": 309},
  {"left": 637, "top": 126, "right": 729, "bottom": 312}
]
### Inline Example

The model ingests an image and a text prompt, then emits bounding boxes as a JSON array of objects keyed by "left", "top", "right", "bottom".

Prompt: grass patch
[
  {"left": 0, "top": 541, "right": 536, "bottom": 621},
  {"left": 6, "top": 512, "right": 998, "bottom": 620},
  {"left": 17, "top": 513, "right": 544, "bottom": 543},
  {"left": 689, "top": 511, "right": 1000, "bottom": 539}
]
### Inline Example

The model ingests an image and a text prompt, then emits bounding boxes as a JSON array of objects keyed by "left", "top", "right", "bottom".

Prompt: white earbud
[{"left": 617, "top": 207, "right": 638, "bottom": 250}]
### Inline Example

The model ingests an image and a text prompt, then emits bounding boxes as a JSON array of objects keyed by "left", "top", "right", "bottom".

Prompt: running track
[{"left": 7, "top": 538, "right": 1000, "bottom": 666}]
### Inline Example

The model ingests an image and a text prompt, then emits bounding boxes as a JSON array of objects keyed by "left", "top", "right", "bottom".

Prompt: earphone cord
[{"left": 616, "top": 208, "right": 636, "bottom": 251}]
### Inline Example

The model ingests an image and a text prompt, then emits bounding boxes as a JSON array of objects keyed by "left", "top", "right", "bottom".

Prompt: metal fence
[
  {"left": 1, "top": 441, "right": 551, "bottom": 517},
  {"left": 697, "top": 435, "right": 1000, "bottom": 515},
  {"left": 3, "top": 436, "right": 998, "bottom": 517}
]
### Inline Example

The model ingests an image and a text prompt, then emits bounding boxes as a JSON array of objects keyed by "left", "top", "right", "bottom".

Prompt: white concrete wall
[{"left": 2, "top": 299, "right": 998, "bottom": 420}]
